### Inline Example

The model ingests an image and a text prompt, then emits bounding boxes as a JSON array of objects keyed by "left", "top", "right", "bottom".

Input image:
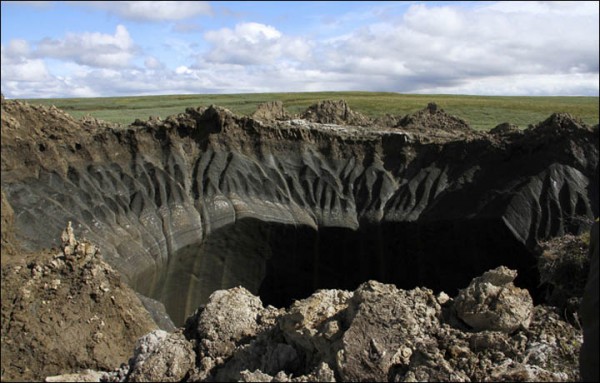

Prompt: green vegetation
[{"left": 19, "top": 91, "right": 599, "bottom": 130}]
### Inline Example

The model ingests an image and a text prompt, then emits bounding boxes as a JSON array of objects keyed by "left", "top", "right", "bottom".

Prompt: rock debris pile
[{"left": 81, "top": 267, "right": 579, "bottom": 382}]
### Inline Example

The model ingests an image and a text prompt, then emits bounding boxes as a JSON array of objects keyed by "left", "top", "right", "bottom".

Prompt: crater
[{"left": 2, "top": 99, "right": 598, "bottom": 328}]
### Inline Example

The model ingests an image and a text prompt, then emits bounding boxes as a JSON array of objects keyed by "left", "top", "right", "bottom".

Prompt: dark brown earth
[
  {"left": 0, "top": 96, "right": 598, "bottom": 381},
  {"left": 1, "top": 221, "right": 157, "bottom": 381}
]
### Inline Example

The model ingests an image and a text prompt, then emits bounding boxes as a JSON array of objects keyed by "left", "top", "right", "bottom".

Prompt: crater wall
[{"left": 2, "top": 99, "right": 598, "bottom": 323}]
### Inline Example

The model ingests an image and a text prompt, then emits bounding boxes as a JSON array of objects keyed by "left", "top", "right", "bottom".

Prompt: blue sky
[{"left": 1, "top": 1, "right": 598, "bottom": 98}]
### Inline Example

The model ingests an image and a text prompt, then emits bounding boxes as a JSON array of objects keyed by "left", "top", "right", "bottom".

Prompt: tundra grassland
[{"left": 20, "top": 91, "right": 599, "bottom": 131}]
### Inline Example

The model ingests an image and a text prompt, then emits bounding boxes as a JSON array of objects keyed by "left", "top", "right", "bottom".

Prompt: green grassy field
[{"left": 20, "top": 91, "right": 599, "bottom": 131}]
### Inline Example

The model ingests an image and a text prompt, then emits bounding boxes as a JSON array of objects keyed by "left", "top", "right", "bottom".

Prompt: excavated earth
[{"left": 1, "top": 96, "right": 598, "bottom": 382}]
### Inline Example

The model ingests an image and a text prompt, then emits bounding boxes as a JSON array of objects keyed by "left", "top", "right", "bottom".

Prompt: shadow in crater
[{"left": 133, "top": 217, "right": 540, "bottom": 326}]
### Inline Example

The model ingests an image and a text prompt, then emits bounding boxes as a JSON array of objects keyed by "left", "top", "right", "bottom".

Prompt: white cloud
[
  {"left": 1, "top": 1, "right": 598, "bottom": 98},
  {"left": 204, "top": 22, "right": 312, "bottom": 65},
  {"left": 484, "top": 1, "right": 599, "bottom": 16},
  {"left": 5, "top": 39, "right": 31, "bottom": 57},
  {"left": 175, "top": 65, "right": 192, "bottom": 75},
  {"left": 1, "top": 44, "right": 92, "bottom": 97},
  {"left": 144, "top": 56, "right": 164, "bottom": 70},
  {"left": 84, "top": 1, "right": 212, "bottom": 22},
  {"left": 413, "top": 73, "right": 600, "bottom": 96},
  {"left": 34, "top": 25, "right": 135, "bottom": 68},
  {"left": 1, "top": 58, "right": 50, "bottom": 83},
  {"left": 309, "top": 1, "right": 599, "bottom": 94},
  {"left": 1, "top": 43, "right": 50, "bottom": 83}
]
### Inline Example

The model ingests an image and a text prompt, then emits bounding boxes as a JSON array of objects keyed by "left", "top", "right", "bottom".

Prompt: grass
[{"left": 18, "top": 91, "right": 599, "bottom": 131}]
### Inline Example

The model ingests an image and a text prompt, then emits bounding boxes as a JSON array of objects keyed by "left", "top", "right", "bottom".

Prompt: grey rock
[
  {"left": 337, "top": 281, "right": 441, "bottom": 382},
  {"left": 45, "top": 370, "right": 107, "bottom": 382},
  {"left": 127, "top": 330, "right": 195, "bottom": 382},
  {"left": 279, "top": 289, "right": 352, "bottom": 368},
  {"left": 239, "top": 369, "right": 276, "bottom": 382},
  {"left": 238, "top": 362, "right": 336, "bottom": 382},
  {"left": 98, "top": 276, "right": 582, "bottom": 382},
  {"left": 454, "top": 266, "right": 533, "bottom": 333},
  {"left": 194, "top": 287, "right": 265, "bottom": 361}
]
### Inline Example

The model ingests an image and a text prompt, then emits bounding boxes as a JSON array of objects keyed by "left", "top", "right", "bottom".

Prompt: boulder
[
  {"left": 127, "top": 330, "right": 195, "bottom": 382},
  {"left": 454, "top": 266, "right": 533, "bottom": 333}
]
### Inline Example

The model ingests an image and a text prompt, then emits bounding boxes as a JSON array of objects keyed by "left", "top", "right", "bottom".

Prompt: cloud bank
[{"left": 1, "top": 1, "right": 598, "bottom": 98}]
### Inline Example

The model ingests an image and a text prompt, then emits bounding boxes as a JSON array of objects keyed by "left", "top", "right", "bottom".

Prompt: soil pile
[
  {"left": 490, "top": 122, "right": 521, "bottom": 135},
  {"left": 301, "top": 100, "right": 370, "bottom": 125},
  {"left": 396, "top": 102, "right": 472, "bottom": 133},
  {"left": 252, "top": 101, "right": 291, "bottom": 121},
  {"left": 0, "top": 223, "right": 158, "bottom": 381}
]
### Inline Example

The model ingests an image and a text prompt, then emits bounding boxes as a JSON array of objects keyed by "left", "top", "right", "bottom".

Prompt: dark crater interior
[{"left": 132, "top": 218, "right": 539, "bottom": 325}]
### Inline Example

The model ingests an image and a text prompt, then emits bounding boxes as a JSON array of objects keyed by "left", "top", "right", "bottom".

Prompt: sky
[{"left": 1, "top": 1, "right": 598, "bottom": 99}]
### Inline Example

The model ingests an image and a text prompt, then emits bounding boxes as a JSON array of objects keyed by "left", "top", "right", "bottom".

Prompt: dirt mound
[
  {"left": 0, "top": 98, "right": 120, "bottom": 181},
  {"left": 0, "top": 97, "right": 117, "bottom": 141},
  {"left": 301, "top": 99, "right": 370, "bottom": 125},
  {"left": 252, "top": 101, "right": 291, "bottom": 121},
  {"left": 0, "top": 223, "right": 158, "bottom": 381},
  {"left": 397, "top": 102, "right": 472, "bottom": 133},
  {"left": 530, "top": 113, "right": 589, "bottom": 133},
  {"left": 490, "top": 122, "right": 521, "bottom": 135}
]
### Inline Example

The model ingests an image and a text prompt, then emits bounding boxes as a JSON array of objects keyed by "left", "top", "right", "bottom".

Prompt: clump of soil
[
  {"left": 0, "top": 222, "right": 158, "bottom": 381},
  {"left": 252, "top": 101, "right": 291, "bottom": 121},
  {"left": 530, "top": 113, "right": 588, "bottom": 133},
  {"left": 396, "top": 102, "right": 472, "bottom": 132},
  {"left": 490, "top": 122, "right": 521, "bottom": 135},
  {"left": 301, "top": 99, "right": 371, "bottom": 125}
]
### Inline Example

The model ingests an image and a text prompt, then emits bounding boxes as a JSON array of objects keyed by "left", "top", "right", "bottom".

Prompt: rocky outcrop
[{"left": 1, "top": 98, "right": 597, "bottom": 325}]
